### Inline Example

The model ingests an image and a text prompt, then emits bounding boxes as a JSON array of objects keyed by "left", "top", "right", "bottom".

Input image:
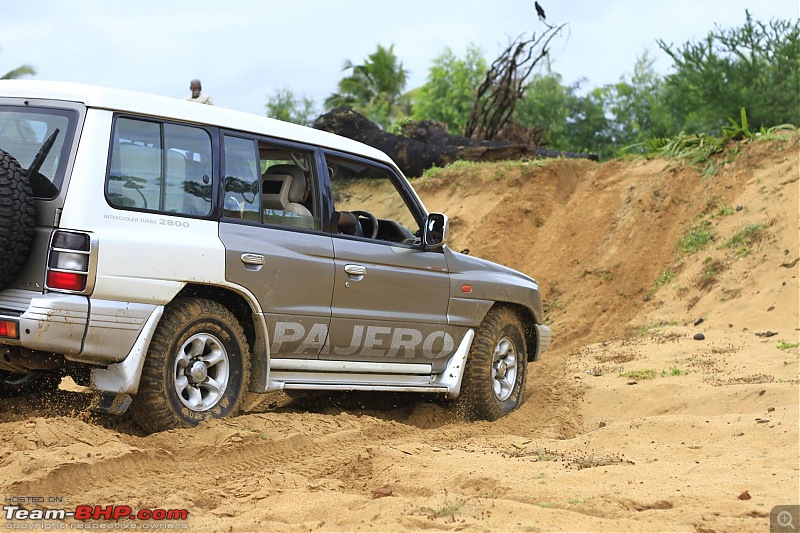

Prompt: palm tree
[
  {"left": 1, "top": 46, "right": 36, "bottom": 80},
  {"left": 325, "top": 44, "right": 409, "bottom": 128}
]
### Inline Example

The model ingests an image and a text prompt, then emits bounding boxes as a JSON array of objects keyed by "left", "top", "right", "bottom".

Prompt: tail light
[
  {"left": 0, "top": 319, "right": 18, "bottom": 339},
  {"left": 46, "top": 230, "right": 97, "bottom": 294}
]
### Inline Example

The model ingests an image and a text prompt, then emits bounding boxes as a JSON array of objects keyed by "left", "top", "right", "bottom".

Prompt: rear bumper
[
  {"left": 0, "top": 289, "right": 156, "bottom": 364},
  {"left": 0, "top": 289, "right": 87, "bottom": 355}
]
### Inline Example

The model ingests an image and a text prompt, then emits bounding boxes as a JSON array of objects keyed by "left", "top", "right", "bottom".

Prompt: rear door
[
  {"left": 0, "top": 100, "right": 82, "bottom": 292},
  {"left": 218, "top": 135, "right": 334, "bottom": 359}
]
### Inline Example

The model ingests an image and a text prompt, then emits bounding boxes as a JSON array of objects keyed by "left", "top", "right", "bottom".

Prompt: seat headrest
[
  {"left": 267, "top": 164, "right": 307, "bottom": 203},
  {"left": 261, "top": 173, "right": 291, "bottom": 210}
]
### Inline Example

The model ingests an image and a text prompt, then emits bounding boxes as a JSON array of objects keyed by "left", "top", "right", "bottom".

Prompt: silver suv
[{"left": 0, "top": 81, "right": 551, "bottom": 432}]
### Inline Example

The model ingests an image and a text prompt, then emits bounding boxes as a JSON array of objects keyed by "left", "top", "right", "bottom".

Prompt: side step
[
  {"left": 272, "top": 369, "right": 447, "bottom": 393},
  {"left": 281, "top": 382, "right": 450, "bottom": 394},
  {"left": 268, "top": 329, "right": 474, "bottom": 399}
]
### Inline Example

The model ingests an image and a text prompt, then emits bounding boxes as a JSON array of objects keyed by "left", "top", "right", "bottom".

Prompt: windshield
[{"left": 0, "top": 106, "right": 78, "bottom": 198}]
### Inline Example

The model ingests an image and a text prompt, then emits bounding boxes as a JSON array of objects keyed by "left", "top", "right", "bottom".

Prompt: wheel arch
[
  {"left": 486, "top": 302, "right": 541, "bottom": 363},
  {"left": 173, "top": 283, "right": 269, "bottom": 392}
]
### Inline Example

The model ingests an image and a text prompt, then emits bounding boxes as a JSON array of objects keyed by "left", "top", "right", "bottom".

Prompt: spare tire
[{"left": 0, "top": 149, "right": 35, "bottom": 290}]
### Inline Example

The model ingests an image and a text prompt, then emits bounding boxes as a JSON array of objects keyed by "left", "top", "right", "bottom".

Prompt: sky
[{"left": 2, "top": 1, "right": 798, "bottom": 117}]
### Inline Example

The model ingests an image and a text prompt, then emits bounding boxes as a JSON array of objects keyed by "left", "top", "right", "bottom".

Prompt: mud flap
[{"left": 90, "top": 391, "right": 132, "bottom": 415}]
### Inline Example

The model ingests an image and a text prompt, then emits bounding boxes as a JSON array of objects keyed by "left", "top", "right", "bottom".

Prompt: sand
[{"left": 1, "top": 134, "right": 797, "bottom": 532}]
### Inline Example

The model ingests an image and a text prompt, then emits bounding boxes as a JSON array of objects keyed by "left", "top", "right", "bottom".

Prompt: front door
[{"left": 322, "top": 154, "right": 456, "bottom": 367}]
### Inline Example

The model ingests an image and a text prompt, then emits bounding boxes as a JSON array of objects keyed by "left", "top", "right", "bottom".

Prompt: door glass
[
  {"left": 327, "top": 156, "right": 420, "bottom": 244},
  {"left": 222, "top": 136, "right": 319, "bottom": 230},
  {"left": 222, "top": 136, "right": 260, "bottom": 221},
  {"left": 258, "top": 144, "right": 318, "bottom": 230}
]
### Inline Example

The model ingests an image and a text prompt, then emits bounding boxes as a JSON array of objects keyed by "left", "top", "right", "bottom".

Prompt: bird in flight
[{"left": 535, "top": 1, "right": 546, "bottom": 20}]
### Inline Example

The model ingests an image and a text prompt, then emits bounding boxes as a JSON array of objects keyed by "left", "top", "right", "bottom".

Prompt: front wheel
[
  {"left": 130, "top": 298, "right": 250, "bottom": 432},
  {"left": 454, "top": 307, "right": 527, "bottom": 420}
]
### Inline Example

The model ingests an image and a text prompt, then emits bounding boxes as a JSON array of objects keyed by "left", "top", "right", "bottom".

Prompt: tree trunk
[{"left": 313, "top": 107, "right": 597, "bottom": 178}]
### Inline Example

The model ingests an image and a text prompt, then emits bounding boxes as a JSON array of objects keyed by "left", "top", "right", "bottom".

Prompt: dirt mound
[
  {"left": 0, "top": 136, "right": 797, "bottom": 531},
  {"left": 417, "top": 137, "right": 798, "bottom": 350}
]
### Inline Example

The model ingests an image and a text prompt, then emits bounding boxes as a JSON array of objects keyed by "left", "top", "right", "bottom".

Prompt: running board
[
  {"left": 268, "top": 329, "right": 474, "bottom": 399},
  {"left": 281, "top": 382, "right": 450, "bottom": 394},
  {"left": 270, "top": 359, "right": 432, "bottom": 374}
]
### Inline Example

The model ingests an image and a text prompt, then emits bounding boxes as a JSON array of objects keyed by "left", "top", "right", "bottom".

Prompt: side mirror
[{"left": 423, "top": 213, "right": 448, "bottom": 250}]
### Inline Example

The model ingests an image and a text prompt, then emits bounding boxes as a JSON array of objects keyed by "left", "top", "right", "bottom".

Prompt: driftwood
[
  {"left": 465, "top": 26, "right": 565, "bottom": 140},
  {"left": 313, "top": 107, "right": 598, "bottom": 178}
]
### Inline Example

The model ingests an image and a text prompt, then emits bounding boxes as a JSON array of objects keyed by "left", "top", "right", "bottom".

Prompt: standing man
[{"left": 185, "top": 79, "right": 213, "bottom": 105}]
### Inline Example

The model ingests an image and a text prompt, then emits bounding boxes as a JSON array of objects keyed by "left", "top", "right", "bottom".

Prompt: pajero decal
[{"left": 271, "top": 322, "right": 456, "bottom": 359}]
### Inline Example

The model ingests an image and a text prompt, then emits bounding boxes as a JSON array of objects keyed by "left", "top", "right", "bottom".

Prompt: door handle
[
  {"left": 344, "top": 264, "right": 366, "bottom": 276},
  {"left": 241, "top": 253, "right": 264, "bottom": 265}
]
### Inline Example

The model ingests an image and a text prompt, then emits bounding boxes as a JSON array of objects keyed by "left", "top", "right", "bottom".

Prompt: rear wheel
[
  {"left": 0, "top": 149, "right": 35, "bottom": 290},
  {"left": 130, "top": 298, "right": 250, "bottom": 432},
  {"left": 454, "top": 307, "right": 527, "bottom": 420}
]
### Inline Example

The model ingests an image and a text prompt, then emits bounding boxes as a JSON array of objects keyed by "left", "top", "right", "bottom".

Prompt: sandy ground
[{"left": 0, "top": 135, "right": 798, "bottom": 532}]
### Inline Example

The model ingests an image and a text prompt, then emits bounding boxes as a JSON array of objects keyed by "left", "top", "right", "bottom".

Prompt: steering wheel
[{"left": 351, "top": 210, "right": 379, "bottom": 239}]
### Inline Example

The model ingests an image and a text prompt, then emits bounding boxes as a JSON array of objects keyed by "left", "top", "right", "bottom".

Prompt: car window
[
  {"left": 222, "top": 136, "right": 260, "bottom": 221},
  {"left": 0, "top": 106, "right": 77, "bottom": 198},
  {"left": 326, "top": 155, "right": 420, "bottom": 244},
  {"left": 222, "top": 136, "right": 319, "bottom": 230},
  {"left": 107, "top": 117, "right": 213, "bottom": 216}
]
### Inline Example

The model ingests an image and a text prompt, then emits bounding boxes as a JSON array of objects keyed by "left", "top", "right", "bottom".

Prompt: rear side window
[
  {"left": 107, "top": 117, "right": 213, "bottom": 216},
  {"left": 222, "top": 136, "right": 260, "bottom": 221},
  {"left": 0, "top": 106, "right": 77, "bottom": 198},
  {"left": 221, "top": 135, "right": 319, "bottom": 230}
]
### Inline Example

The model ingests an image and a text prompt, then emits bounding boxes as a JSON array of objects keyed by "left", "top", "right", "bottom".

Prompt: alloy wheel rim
[
  {"left": 173, "top": 333, "right": 230, "bottom": 411},
  {"left": 491, "top": 336, "right": 518, "bottom": 401}
]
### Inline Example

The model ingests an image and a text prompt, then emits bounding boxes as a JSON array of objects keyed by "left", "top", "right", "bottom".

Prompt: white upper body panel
[
  {"left": 0, "top": 80, "right": 394, "bottom": 167},
  {"left": 59, "top": 109, "right": 228, "bottom": 304}
]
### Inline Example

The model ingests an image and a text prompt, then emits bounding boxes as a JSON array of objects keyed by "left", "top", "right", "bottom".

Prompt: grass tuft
[
  {"left": 423, "top": 497, "right": 465, "bottom": 519},
  {"left": 626, "top": 109, "right": 798, "bottom": 176},
  {"left": 619, "top": 368, "right": 657, "bottom": 380},
  {"left": 661, "top": 366, "right": 684, "bottom": 377},
  {"left": 679, "top": 220, "right": 716, "bottom": 254},
  {"left": 723, "top": 223, "right": 765, "bottom": 257},
  {"left": 654, "top": 269, "right": 676, "bottom": 290}
]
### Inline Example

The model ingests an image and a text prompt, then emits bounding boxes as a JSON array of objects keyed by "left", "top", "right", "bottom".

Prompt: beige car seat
[{"left": 265, "top": 164, "right": 312, "bottom": 217}]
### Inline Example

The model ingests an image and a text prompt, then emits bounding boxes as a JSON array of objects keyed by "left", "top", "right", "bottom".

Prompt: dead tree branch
[{"left": 465, "top": 24, "right": 566, "bottom": 140}]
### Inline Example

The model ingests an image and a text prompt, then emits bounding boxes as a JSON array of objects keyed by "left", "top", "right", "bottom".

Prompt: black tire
[
  {"left": 130, "top": 298, "right": 250, "bottom": 433},
  {"left": 0, "top": 149, "right": 35, "bottom": 290},
  {"left": 454, "top": 307, "right": 527, "bottom": 420},
  {"left": 0, "top": 370, "right": 61, "bottom": 398}
]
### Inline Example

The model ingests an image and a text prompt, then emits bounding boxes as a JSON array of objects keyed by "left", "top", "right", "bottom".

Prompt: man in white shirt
[{"left": 185, "top": 79, "right": 213, "bottom": 105}]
